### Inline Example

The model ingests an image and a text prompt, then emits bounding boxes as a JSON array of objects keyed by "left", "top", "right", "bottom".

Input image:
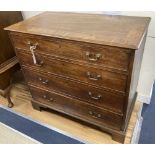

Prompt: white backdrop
[{"left": 22, "top": 11, "right": 155, "bottom": 104}]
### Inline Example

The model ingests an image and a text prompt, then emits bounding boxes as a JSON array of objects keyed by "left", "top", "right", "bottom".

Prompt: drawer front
[
  {"left": 29, "top": 85, "right": 123, "bottom": 130},
  {"left": 11, "top": 33, "right": 130, "bottom": 71},
  {"left": 23, "top": 68, "right": 125, "bottom": 114},
  {"left": 16, "top": 51, "right": 127, "bottom": 92}
]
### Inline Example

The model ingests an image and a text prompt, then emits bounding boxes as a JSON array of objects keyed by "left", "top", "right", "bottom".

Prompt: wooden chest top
[{"left": 5, "top": 12, "right": 150, "bottom": 49}]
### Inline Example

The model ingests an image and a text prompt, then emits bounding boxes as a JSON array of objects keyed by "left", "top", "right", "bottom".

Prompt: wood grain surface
[{"left": 5, "top": 12, "right": 150, "bottom": 49}]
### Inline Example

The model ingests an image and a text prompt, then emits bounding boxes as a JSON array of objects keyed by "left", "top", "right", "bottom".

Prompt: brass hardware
[
  {"left": 43, "top": 95, "right": 53, "bottom": 102},
  {"left": 49, "top": 98, "right": 54, "bottom": 102},
  {"left": 88, "top": 92, "right": 102, "bottom": 100},
  {"left": 87, "top": 72, "right": 101, "bottom": 81},
  {"left": 89, "top": 111, "right": 102, "bottom": 118},
  {"left": 89, "top": 111, "right": 93, "bottom": 115},
  {"left": 86, "top": 52, "right": 101, "bottom": 62},
  {"left": 42, "top": 80, "right": 48, "bottom": 85},
  {"left": 43, "top": 95, "right": 47, "bottom": 99},
  {"left": 97, "top": 114, "right": 101, "bottom": 118},
  {"left": 39, "top": 77, "right": 49, "bottom": 85}
]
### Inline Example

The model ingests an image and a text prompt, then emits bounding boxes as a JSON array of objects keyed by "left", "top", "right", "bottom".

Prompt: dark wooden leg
[
  {"left": 111, "top": 132, "right": 125, "bottom": 143},
  {"left": 6, "top": 70, "right": 24, "bottom": 108},
  {"left": 32, "top": 100, "right": 41, "bottom": 111},
  {"left": 6, "top": 86, "right": 14, "bottom": 108},
  {"left": 0, "top": 85, "right": 14, "bottom": 108}
]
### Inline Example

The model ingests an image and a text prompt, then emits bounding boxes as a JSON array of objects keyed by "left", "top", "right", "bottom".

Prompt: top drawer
[{"left": 11, "top": 33, "right": 131, "bottom": 72}]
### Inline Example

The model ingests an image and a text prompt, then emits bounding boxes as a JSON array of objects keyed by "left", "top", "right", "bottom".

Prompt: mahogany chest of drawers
[{"left": 5, "top": 12, "right": 150, "bottom": 143}]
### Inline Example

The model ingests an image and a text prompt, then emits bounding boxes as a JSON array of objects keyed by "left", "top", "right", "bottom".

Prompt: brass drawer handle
[
  {"left": 89, "top": 111, "right": 102, "bottom": 118},
  {"left": 86, "top": 52, "right": 101, "bottom": 62},
  {"left": 43, "top": 95, "right": 54, "bottom": 102},
  {"left": 88, "top": 92, "right": 102, "bottom": 100},
  {"left": 39, "top": 77, "right": 49, "bottom": 85},
  {"left": 87, "top": 72, "right": 101, "bottom": 81}
]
